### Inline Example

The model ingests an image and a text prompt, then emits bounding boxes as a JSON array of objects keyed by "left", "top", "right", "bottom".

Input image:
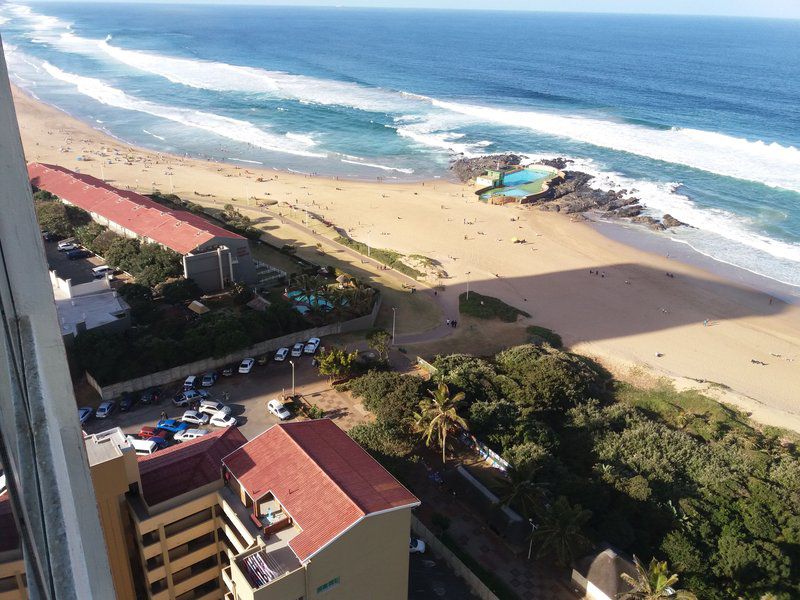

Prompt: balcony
[{"left": 235, "top": 534, "right": 301, "bottom": 591}]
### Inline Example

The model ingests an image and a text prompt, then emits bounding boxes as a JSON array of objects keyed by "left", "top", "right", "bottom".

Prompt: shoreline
[{"left": 12, "top": 84, "right": 800, "bottom": 434}]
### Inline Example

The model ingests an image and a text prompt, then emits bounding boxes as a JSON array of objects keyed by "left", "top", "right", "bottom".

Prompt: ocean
[{"left": 1, "top": 2, "right": 799, "bottom": 287}]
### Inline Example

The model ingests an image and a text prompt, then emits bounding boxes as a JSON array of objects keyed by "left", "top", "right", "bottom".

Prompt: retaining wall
[
  {"left": 410, "top": 515, "right": 499, "bottom": 600},
  {"left": 86, "top": 295, "right": 381, "bottom": 400}
]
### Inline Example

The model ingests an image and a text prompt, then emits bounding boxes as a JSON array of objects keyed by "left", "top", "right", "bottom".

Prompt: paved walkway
[{"left": 408, "top": 461, "right": 576, "bottom": 600}]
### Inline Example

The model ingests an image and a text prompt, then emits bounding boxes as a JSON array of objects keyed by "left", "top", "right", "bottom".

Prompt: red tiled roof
[
  {"left": 28, "top": 163, "right": 244, "bottom": 255},
  {"left": 223, "top": 419, "right": 419, "bottom": 561},
  {"left": 0, "top": 492, "right": 20, "bottom": 553},
  {"left": 138, "top": 428, "right": 247, "bottom": 506}
]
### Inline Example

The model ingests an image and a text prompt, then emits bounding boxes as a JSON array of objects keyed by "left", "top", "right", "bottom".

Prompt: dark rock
[
  {"left": 539, "top": 157, "right": 571, "bottom": 170},
  {"left": 449, "top": 154, "right": 522, "bottom": 182},
  {"left": 615, "top": 205, "right": 643, "bottom": 218},
  {"left": 632, "top": 215, "right": 666, "bottom": 231},
  {"left": 661, "top": 214, "right": 687, "bottom": 228}
]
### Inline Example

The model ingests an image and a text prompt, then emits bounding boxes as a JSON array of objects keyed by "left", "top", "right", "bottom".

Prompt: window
[{"left": 316, "top": 577, "right": 340, "bottom": 595}]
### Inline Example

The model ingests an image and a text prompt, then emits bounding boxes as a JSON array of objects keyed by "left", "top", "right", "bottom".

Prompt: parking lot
[
  {"left": 80, "top": 347, "right": 371, "bottom": 441},
  {"left": 44, "top": 238, "right": 108, "bottom": 285}
]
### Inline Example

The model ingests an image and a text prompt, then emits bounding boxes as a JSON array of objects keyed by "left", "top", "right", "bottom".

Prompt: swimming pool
[
  {"left": 287, "top": 290, "right": 334, "bottom": 310},
  {"left": 502, "top": 168, "right": 554, "bottom": 186}
]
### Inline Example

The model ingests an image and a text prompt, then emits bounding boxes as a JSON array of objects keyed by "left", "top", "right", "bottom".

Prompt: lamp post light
[
  {"left": 465, "top": 271, "right": 471, "bottom": 300},
  {"left": 391, "top": 307, "right": 397, "bottom": 345},
  {"left": 528, "top": 519, "right": 538, "bottom": 560},
  {"left": 289, "top": 360, "right": 295, "bottom": 398}
]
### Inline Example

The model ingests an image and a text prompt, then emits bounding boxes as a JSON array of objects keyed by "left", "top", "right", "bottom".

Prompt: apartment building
[{"left": 0, "top": 420, "right": 419, "bottom": 600}]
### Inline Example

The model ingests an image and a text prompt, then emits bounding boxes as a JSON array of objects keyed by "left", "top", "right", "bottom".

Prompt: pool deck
[{"left": 477, "top": 166, "right": 563, "bottom": 203}]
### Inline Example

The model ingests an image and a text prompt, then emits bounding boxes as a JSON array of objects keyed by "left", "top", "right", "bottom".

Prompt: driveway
[{"left": 408, "top": 551, "right": 480, "bottom": 600}]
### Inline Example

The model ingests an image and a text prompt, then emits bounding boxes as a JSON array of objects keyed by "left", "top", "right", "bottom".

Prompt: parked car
[
  {"left": 127, "top": 437, "right": 159, "bottom": 456},
  {"left": 95, "top": 401, "right": 115, "bottom": 419},
  {"left": 119, "top": 392, "right": 137, "bottom": 412},
  {"left": 222, "top": 365, "right": 235, "bottom": 376},
  {"left": 42, "top": 231, "right": 60, "bottom": 242},
  {"left": 156, "top": 419, "right": 191, "bottom": 433},
  {"left": 290, "top": 343, "right": 304, "bottom": 358},
  {"left": 91, "top": 265, "right": 114, "bottom": 279},
  {"left": 181, "top": 410, "right": 210, "bottom": 426},
  {"left": 173, "top": 389, "right": 210, "bottom": 407},
  {"left": 274, "top": 347, "right": 289, "bottom": 362},
  {"left": 238, "top": 358, "right": 255, "bottom": 374},
  {"left": 267, "top": 398, "right": 291, "bottom": 420},
  {"left": 200, "top": 372, "right": 218, "bottom": 387},
  {"left": 409, "top": 537, "right": 426, "bottom": 554},
  {"left": 209, "top": 411, "right": 237, "bottom": 428},
  {"left": 183, "top": 375, "right": 198, "bottom": 391},
  {"left": 126, "top": 434, "right": 169, "bottom": 450},
  {"left": 304, "top": 337, "right": 321, "bottom": 355},
  {"left": 66, "top": 249, "right": 92, "bottom": 260},
  {"left": 140, "top": 387, "right": 160, "bottom": 405},
  {"left": 138, "top": 426, "right": 171, "bottom": 441},
  {"left": 198, "top": 400, "right": 231, "bottom": 417},
  {"left": 78, "top": 406, "right": 94, "bottom": 425},
  {"left": 57, "top": 241, "right": 77, "bottom": 252},
  {"left": 174, "top": 428, "right": 210, "bottom": 443}
]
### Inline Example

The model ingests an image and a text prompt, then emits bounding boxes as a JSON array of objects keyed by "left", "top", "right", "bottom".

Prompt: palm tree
[
  {"left": 414, "top": 383, "right": 468, "bottom": 464},
  {"left": 530, "top": 496, "right": 591, "bottom": 567},
  {"left": 499, "top": 458, "right": 547, "bottom": 517},
  {"left": 619, "top": 556, "right": 697, "bottom": 600}
]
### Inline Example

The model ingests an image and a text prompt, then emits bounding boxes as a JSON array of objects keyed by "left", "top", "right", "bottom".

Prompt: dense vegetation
[
  {"left": 346, "top": 344, "right": 800, "bottom": 599},
  {"left": 458, "top": 292, "right": 531, "bottom": 322}
]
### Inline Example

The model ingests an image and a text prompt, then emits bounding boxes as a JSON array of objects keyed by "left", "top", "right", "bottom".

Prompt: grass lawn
[
  {"left": 459, "top": 292, "right": 530, "bottom": 323},
  {"left": 334, "top": 236, "right": 424, "bottom": 280}
]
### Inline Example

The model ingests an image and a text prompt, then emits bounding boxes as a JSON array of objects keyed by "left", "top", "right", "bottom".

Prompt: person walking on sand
[
  {"left": 446, "top": 319, "right": 451, "bottom": 326},
  {"left": 703, "top": 319, "right": 709, "bottom": 327}
]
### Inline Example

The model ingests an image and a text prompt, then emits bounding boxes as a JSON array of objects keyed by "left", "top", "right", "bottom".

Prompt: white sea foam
[
  {"left": 429, "top": 98, "right": 800, "bottom": 193},
  {"left": 533, "top": 154, "right": 800, "bottom": 271},
  {"left": 229, "top": 158, "right": 263, "bottom": 165},
  {"left": 340, "top": 158, "right": 414, "bottom": 174},
  {"left": 40, "top": 61, "right": 325, "bottom": 158},
  {"left": 142, "top": 129, "right": 166, "bottom": 141}
]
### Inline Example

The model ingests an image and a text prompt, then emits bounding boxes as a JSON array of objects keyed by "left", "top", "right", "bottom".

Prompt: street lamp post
[
  {"left": 391, "top": 307, "right": 397, "bottom": 345},
  {"left": 528, "top": 519, "right": 537, "bottom": 560},
  {"left": 465, "top": 271, "right": 471, "bottom": 300},
  {"left": 289, "top": 360, "right": 295, "bottom": 398}
]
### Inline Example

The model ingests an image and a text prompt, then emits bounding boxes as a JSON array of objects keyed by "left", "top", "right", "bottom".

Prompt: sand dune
[{"left": 12, "top": 86, "right": 800, "bottom": 433}]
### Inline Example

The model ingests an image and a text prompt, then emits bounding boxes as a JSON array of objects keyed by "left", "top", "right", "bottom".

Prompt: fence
[
  {"left": 86, "top": 295, "right": 381, "bottom": 400},
  {"left": 410, "top": 515, "right": 500, "bottom": 600}
]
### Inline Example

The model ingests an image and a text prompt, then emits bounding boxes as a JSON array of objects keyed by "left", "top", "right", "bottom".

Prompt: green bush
[
  {"left": 458, "top": 292, "right": 530, "bottom": 322},
  {"left": 334, "top": 235, "right": 424, "bottom": 279},
  {"left": 526, "top": 325, "right": 563, "bottom": 348}
]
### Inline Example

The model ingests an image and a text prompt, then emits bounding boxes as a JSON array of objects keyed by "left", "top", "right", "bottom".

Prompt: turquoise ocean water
[{"left": 1, "top": 3, "right": 799, "bottom": 286}]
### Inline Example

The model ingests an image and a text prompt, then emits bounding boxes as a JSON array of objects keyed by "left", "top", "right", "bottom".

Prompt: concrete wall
[
  {"left": 183, "top": 248, "right": 231, "bottom": 293},
  {"left": 49, "top": 269, "right": 111, "bottom": 299},
  {"left": 86, "top": 294, "right": 381, "bottom": 399},
  {"left": 410, "top": 515, "right": 499, "bottom": 600}
]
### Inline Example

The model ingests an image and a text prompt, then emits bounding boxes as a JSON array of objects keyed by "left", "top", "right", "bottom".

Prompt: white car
[
  {"left": 267, "top": 399, "right": 291, "bottom": 420},
  {"left": 303, "top": 338, "right": 321, "bottom": 355},
  {"left": 181, "top": 410, "right": 209, "bottom": 426},
  {"left": 173, "top": 428, "right": 210, "bottom": 443},
  {"left": 78, "top": 406, "right": 94, "bottom": 425},
  {"left": 239, "top": 358, "right": 255, "bottom": 374},
  {"left": 198, "top": 399, "right": 231, "bottom": 416},
  {"left": 57, "top": 241, "right": 77, "bottom": 252},
  {"left": 209, "top": 411, "right": 237, "bottom": 428},
  {"left": 274, "top": 347, "right": 289, "bottom": 362},
  {"left": 95, "top": 401, "right": 115, "bottom": 419},
  {"left": 290, "top": 343, "right": 304, "bottom": 358},
  {"left": 409, "top": 537, "right": 426, "bottom": 554}
]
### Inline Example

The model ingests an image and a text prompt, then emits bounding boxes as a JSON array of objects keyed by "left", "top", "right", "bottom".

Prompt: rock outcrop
[{"left": 451, "top": 154, "right": 688, "bottom": 231}]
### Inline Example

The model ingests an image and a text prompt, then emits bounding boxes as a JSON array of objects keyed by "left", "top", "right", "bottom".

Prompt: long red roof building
[{"left": 28, "top": 162, "right": 244, "bottom": 255}]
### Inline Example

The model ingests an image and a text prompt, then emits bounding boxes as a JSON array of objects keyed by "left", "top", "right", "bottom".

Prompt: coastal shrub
[
  {"left": 334, "top": 235, "right": 425, "bottom": 279},
  {"left": 155, "top": 278, "right": 203, "bottom": 304},
  {"left": 458, "top": 291, "right": 530, "bottom": 322},
  {"left": 347, "top": 370, "right": 425, "bottom": 429},
  {"left": 526, "top": 324, "right": 563, "bottom": 348}
]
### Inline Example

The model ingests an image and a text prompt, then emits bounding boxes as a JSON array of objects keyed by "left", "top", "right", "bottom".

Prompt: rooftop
[
  {"left": 28, "top": 163, "right": 244, "bottom": 255},
  {"left": 223, "top": 419, "right": 419, "bottom": 562},
  {"left": 138, "top": 427, "right": 247, "bottom": 507},
  {"left": 55, "top": 289, "right": 129, "bottom": 337},
  {"left": 83, "top": 427, "right": 131, "bottom": 466},
  {"left": 574, "top": 546, "right": 637, "bottom": 598}
]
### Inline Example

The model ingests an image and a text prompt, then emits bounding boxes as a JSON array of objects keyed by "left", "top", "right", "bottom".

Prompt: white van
[
  {"left": 183, "top": 375, "right": 197, "bottom": 391},
  {"left": 92, "top": 265, "right": 113, "bottom": 279},
  {"left": 127, "top": 437, "right": 158, "bottom": 456}
]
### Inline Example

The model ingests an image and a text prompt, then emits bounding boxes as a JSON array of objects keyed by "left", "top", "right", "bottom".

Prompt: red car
[{"left": 138, "top": 426, "right": 171, "bottom": 441}]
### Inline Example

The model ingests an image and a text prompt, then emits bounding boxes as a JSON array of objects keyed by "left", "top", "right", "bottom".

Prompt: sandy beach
[{"left": 12, "top": 86, "right": 800, "bottom": 433}]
